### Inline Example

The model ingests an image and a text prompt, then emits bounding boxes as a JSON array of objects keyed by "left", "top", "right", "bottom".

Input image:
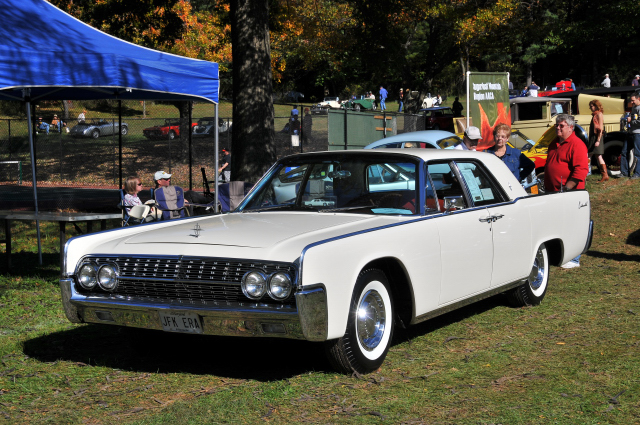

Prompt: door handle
[
  {"left": 492, "top": 214, "right": 504, "bottom": 221},
  {"left": 479, "top": 217, "right": 492, "bottom": 223}
]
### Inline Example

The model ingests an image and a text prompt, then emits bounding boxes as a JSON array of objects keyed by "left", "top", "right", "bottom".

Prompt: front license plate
[{"left": 159, "top": 311, "right": 203, "bottom": 334}]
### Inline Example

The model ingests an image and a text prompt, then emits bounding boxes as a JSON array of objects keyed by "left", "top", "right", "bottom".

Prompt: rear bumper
[{"left": 59, "top": 279, "right": 328, "bottom": 341}]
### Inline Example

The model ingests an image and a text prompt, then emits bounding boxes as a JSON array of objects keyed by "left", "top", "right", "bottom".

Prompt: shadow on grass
[
  {"left": 0, "top": 252, "right": 60, "bottom": 283},
  {"left": 22, "top": 294, "right": 509, "bottom": 380},
  {"left": 393, "top": 294, "right": 510, "bottom": 344},
  {"left": 23, "top": 325, "right": 334, "bottom": 381},
  {"left": 626, "top": 228, "right": 640, "bottom": 247},
  {"left": 587, "top": 249, "right": 640, "bottom": 263}
]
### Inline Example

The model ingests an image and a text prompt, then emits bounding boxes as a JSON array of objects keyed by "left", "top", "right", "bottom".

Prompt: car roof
[{"left": 364, "top": 130, "right": 460, "bottom": 149}]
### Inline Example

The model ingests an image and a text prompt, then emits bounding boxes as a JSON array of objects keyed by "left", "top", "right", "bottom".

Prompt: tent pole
[
  {"left": 24, "top": 91, "right": 42, "bottom": 265},
  {"left": 118, "top": 100, "right": 122, "bottom": 190},
  {"left": 214, "top": 103, "right": 219, "bottom": 214},
  {"left": 188, "top": 102, "right": 193, "bottom": 190}
]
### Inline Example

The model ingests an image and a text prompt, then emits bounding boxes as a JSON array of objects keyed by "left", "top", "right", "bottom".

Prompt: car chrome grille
[{"left": 75, "top": 255, "right": 297, "bottom": 305}]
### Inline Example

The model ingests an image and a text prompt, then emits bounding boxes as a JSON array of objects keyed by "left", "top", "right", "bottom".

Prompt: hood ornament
[{"left": 191, "top": 223, "right": 203, "bottom": 238}]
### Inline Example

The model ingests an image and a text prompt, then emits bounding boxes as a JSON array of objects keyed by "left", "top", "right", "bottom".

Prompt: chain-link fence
[{"left": 1, "top": 103, "right": 430, "bottom": 212}]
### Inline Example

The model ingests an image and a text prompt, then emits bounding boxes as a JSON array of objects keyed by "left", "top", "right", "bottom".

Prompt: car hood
[
  {"left": 78, "top": 212, "right": 407, "bottom": 263},
  {"left": 125, "top": 213, "right": 375, "bottom": 248}
]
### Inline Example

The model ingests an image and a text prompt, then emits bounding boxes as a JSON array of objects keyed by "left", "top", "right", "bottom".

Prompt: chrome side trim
[
  {"left": 295, "top": 284, "right": 328, "bottom": 341},
  {"left": 412, "top": 279, "right": 523, "bottom": 324}
]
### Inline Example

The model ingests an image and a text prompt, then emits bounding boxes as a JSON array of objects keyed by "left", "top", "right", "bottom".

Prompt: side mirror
[{"left": 443, "top": 195, "right": 464, "bottom": 213}]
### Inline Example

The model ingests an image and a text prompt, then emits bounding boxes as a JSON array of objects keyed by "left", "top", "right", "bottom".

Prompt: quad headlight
[
  {"left": 76, "top": 261, "right": 119, "bottom": 292},
  {"left": 241, "top": 271, "right": 268, "bottom": 299},
  {"left": 77, "top": 263, "right": 98, "bottom": 289},
  {"left": 241, "top": 269, "right": 294, "bottom": 301},
  {"left": 98, "top": 264, "right": 119, "bottom": 291},
  {"left": 268, "top": 272, "right": 292, "bottom": 300}
]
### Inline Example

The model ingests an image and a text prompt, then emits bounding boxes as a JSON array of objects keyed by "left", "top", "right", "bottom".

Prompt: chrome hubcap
[
  {"left": 529, "top": 248, "right": 546, "bottom": 290},
  {"left": 356, "top": 289, "right": 386, "bottom": 351}
]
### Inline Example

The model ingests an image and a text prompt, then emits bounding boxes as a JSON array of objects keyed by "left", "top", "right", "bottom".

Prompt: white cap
[
  {"left": 464, "top": 126, "right": 482, "bottom": 140},
  {"left": 636, "top": 75, "right": 639, "bottom": 78},
  {"left": 154, "top": 171, "right": 172, "bottom": 180}
]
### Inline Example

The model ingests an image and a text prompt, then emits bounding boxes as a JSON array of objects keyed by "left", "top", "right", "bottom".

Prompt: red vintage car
[
  {"left": 538, "top": 80, "right": 575, "bottom": 97},
  {"left": 143, "top": 119, "right": 197, "bottom": 140}
]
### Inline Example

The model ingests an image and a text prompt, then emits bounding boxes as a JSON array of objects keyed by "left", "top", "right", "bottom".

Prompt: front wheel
[
  {"left": 353, "top": 104, "right": 361, "bottom": 112},
  {"left": 120, "top": 126, "right": 128, "bottom": 136},
  {"left": 91, "top": 130, "right": 100, "bottom": 139},
  {"left": 506, "top": 243, "right": 549, "bottom": 307},
  {"left": 324, "top": 269, "right": 394, "bottom": 374},
  {"left": 168, "top": 131, "right": 176, "bottom": 140}
]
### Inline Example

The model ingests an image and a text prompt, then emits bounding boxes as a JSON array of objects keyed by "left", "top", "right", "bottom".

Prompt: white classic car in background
[{"left": 60, "top": 150, "right": 593, "bottom": 374}]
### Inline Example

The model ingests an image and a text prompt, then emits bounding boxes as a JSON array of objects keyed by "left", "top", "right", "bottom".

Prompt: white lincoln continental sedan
[{"left": 60, "top": 149, "right": 593, "bottom": 374}]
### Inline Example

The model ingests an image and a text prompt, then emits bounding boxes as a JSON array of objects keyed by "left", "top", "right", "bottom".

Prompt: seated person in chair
[
  {"left": 123, "top": 175, "right": 157, "bottom": 222},
  {"left": 154, "top": 170, "right": 189, "bottom": 220}
]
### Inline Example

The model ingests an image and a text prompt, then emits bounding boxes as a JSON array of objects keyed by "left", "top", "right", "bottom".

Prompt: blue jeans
[
  {"left": 380, "top": 98, "right": 386, "bottom": 111},
  {"left": 621, "top": 133, "right": 640, "bottom": 177},
  {"left": 398, "top": 101, "right": 403, "bottom": 112},
  {"left": 38, "top": 123, "right": 49, "bottom": 134}
]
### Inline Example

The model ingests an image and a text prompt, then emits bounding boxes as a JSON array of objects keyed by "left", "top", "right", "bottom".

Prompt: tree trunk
[
  {"left": 171, "top": 101, "right": 191, "bottom": 161},
  {"left": 230, "top": 0, "right": 276, "bottom": 183}
]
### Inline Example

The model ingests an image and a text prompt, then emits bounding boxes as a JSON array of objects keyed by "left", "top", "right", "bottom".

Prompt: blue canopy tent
[{"left": 0, "top": 0, "right": 221, "bottom": 262}]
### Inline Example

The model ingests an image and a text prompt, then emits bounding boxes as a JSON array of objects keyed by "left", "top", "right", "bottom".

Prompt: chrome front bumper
[{"left": 59, "top": 279, "right": 328, "bottom": 341}]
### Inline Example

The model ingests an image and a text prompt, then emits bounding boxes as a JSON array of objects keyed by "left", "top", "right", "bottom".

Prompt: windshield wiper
[
  {"left": 242, "top": 203, "right": 294, "bottom": 213},
  {"left": 319, "top": 205, "right": 376, "bottom": 213}
]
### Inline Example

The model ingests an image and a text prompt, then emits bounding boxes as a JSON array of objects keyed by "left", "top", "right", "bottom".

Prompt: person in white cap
[
  {"left": 454, "top": 126, "right": 482, "bottom": 150},
  {"left": 632, "top": 75, "right": 639, "bottom": 87},
  {"left": 154, "top": 170, "right": 172, "bottom": 188},
  {"left": 602, "top": 74, "right": 611, "bottom": 88}
]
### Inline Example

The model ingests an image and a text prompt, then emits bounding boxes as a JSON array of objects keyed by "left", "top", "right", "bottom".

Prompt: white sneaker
[{"left": 560, "top": 261, "right": 580, "bottom": 269}]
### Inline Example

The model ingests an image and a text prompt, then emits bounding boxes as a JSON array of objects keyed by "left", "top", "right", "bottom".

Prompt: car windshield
[{"left": 239, "top": 155, "right": 419, "bottom": 215}]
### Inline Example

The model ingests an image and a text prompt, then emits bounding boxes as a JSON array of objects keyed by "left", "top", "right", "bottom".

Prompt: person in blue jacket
[
  {"left": 486, "top": 123, "right": 535, "bottom": 181},
  {"left": 379, "top": 86, "right": 388, "bottom": 111}
]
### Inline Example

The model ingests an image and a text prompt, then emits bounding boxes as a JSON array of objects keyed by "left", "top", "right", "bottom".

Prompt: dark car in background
[
  {"left": 419, "top": 106, "right": 455, "bottom": 131},
  {"left": 69, "top": 118, "right": 128, "bottom": 138},
  {"left": 143, "top": 119, "right": 197, "bottom": 140}
]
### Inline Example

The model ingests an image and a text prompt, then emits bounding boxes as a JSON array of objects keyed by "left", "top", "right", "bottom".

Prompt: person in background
[
  {"left": 291, "top": 105, "right": 299, "bottom": 118},
  {"left": 617, "top": 93, "right": 640, "bottom": 179},
  {"left": 528, "top": 81, "right": 540, "bottom": 97},
  {"left": 379, "top": 85, "right": 388, "bottom": 111},
  {"left": 435, "top": 94, "right": 442, "bottom": 106},
  {"left": 632, "top": 75, "right": 639, "bottom": 87},
  {"left": 123, "top": 175, "right": 144, "bottom": 214},
  {"left": 51, "top": 114, "right": 65, "bottom": 132},
  {"left": 452, "top": 97, "right": 463, "bottom": 117},
  {"left": 544, "top": 114, "right": 589, "bottom": 268},
  {"left": 587, "top": 99, "right": 608, "bottom": 182},
  {"left": 37, "top": 117, "right": 49, "bottom": 134},
  {"left": 520, "top": 85, "right": 529, "bottom": 97},
  {"left": 602, "top": 74, "right": 611, "bottom": 88},
  {"left": 568, "top": 78, "right": 576, "bottom": 90},
  {"left": 453, "top": 126, "right": 482, "bottom": 150},
  {"left": 398, "top": 88, "right": 404, "bottom": 112},
  {"left": 77, "top": 109, "right": 86, "bottom": 123},
  {"left": 303, "top": 107, "right": 312, "bottom": 143},
  {"left": 218, "top": 148, "right": 231, "bottom": 182},
  {"left": 487, "top": 123, "right": 535, "bottom": 181}
]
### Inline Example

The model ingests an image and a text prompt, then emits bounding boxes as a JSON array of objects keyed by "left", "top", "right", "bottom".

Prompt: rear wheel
[
  {"left": 324, "top": 269, "right": 394, "bottom": 374},
  {"left": 353, "top": 104, "right": 361, "bottom": 112},
  {"left": 506, "top": 243, "right": 549, "bottom": 307},
  {"left": 91, "top": 130, "right": 100, "bottom": 139},
  {"left": 120, "top": 126, "right": 128, "bottom": 136}
]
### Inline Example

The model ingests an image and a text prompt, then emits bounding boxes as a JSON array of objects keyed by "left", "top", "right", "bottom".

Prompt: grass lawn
[{"left": 1, "top": 174, "right": 639, "bottom": 424}]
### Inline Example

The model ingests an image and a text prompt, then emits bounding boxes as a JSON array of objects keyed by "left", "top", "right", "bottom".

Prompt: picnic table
[{"left": 0, "top": 211, "right": 121, "bottom": 270}]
